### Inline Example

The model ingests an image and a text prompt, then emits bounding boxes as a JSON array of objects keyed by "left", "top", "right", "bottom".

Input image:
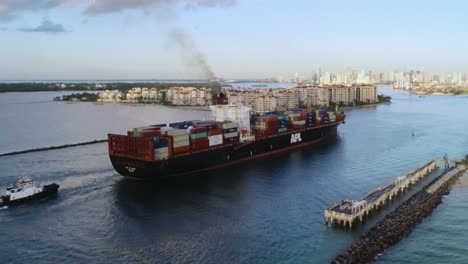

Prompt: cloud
[
  {"left": 0, "top": 26, "right": 7, "bottom": 31},
  {"left": 0, "top": 0, "right": 237, "bottom": 20},
  {"left": 0, "top": 0, "right": 63, "bottom": 21},
  {"left": 185, "top": 0, "right": 236, "bottom": 8},
  {"left": 18, "top": 19, "right": 66, "bottom": 33},
  {"left": 83, "top": 0, "right": 236, "bottom": 16}
]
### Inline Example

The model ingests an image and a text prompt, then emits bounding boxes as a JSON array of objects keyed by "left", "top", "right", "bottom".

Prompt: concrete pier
[
  {"left": 325, "top": 160, "right": 440, "bottom": 228},
  {"left": 331, "top": 163, "right": 467, "bottom": 264}
]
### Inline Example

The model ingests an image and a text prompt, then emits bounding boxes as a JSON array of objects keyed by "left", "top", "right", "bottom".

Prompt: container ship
[{"left": 108, "top": 97, "right": 346, "bottom": 180}]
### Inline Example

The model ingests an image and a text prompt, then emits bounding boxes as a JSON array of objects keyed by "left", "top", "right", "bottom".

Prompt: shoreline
[
  {"left": 60, "top": 100, "right": 211, "bottom": 111},
  {"left": 67, "top": 100, "right": 387, "bottom": 111},
  {"left": 405, "top": 91, "right": 468, "bottom": 96},
  {"left": 411, "top": 92, "right": 456, "bottom": 96},
  {"left": 341, "top": 102, "right": 389, "bottom": 110},
  {"left": 108, "top": 102, "right": 210, "bottom": 111}
]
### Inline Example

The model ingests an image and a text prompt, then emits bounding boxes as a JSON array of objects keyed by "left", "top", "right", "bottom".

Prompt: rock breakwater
[
  {"left": 0, "top": 139, "right": 108, "bottom": 157},
  {"left": 332, "top": 165, "right": 466, "bottom": 264}
]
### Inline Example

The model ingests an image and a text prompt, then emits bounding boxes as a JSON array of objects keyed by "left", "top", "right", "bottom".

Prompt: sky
[{"left": 1, "top": 0, "right": 468, "bottom": 80}]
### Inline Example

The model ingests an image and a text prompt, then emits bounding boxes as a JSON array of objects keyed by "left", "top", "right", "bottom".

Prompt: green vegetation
[
  {"left": 326, "top": 95, "right": 391, "bottom": 111},
  {"left": 54, "top": 92, "right": 99, "bottom": 102},
  {"left": 410, "top": 88, "right": 468, "bottom": 95},
  {"left": 0, "top": 83, "right": 102, "bottom": 93},
  {"left": 458, "top": 155, "right": 468, "bottom": 166},
  {"left": 0, "top": 82, "right": 223, "bottom": 94},
  {"left": 1, "top": 82, "right": 225, "bottom": 106},
  {"left": 378, "top": 94, "right": 392, "bottom": 103},
  {"left": 449, "top": 89, "right": 468, "bottom": 95},
  {"left": 160, "top": 91, "right": 169, "bottom": 105}
]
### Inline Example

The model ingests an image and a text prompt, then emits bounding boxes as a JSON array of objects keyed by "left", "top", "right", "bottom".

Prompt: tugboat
[{"left": 0, "top": 178, "right": 59, "bottom": 208}]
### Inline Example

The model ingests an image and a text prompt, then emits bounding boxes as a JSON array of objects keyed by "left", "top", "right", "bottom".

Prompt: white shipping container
[
  {"left": 173, "top": 140, "right": 190, "bottom": 148},
  {"left": 208, "top": 135, "right": 223, "bottom": 146},
  {"left": 154, "top": 147, "right": 169, "bottom": 154},
  {"left": 223, "top": 132, "right": 239, "bottom": 138},
  {"left": 166, "top": 129, "right": 187, "bottom": 136},
  {"left": 154, "top": 153, "right": 169, "bottom": 160},
  {"left": 293, "top": 120, "right": 306, "bottom": 125},
  {"left": 221, "top": 122, "right": 237, "bottom": 129},
  {"left": 255, "top": 121, "right": 266, "bottom": 129},
  {"left": 173, "top": 134, "right": 189, "bottom": 143}
]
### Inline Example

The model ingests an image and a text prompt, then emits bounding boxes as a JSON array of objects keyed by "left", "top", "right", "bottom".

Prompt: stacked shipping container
[
  {"left": 286, "top": 110, "right": 306, "bottom": 130},
  {"left": 190, "top": 124, "right": 210, "bottom": 151},
  {"left": 109, "top": 108, "right": 345, "bottom": 162},
  {"left": 222, "top": 122, "right": 239, "bottom": 144},
  {"left": 168, "top": 129, "right": 190, "bottom": 155},
  {"left": 316, "top": 108, "right": 329, "bottom": 124}
]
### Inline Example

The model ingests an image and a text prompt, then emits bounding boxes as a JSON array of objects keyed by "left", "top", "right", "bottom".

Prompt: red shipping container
[
  {"left": 266, "top": 118, "right": 278, "bottom": 128},
  {"left": 108, "top": 134, "right": 154, "bottom": 161},
  {"left": 191, "top": 137, "right": 210, "bottom": 151},
  {"left": 173, "top": 145, "right": 190, "bottom": 154},
  {"left": 208, "top": 129, "right": 223, "bottom": 136},
  {"left": 165, "top": 136, "right": 174, "bottom": 157},
  {"left": 191, "top": 127, "right": 208, "bottom": 133},
  {"left": 191, "top": 137, "right": 209, "bottom": 143}
]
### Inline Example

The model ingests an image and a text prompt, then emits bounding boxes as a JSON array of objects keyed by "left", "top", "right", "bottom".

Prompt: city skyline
[{"left": 2, "top": 0, "right": 468, "bottom": 80}]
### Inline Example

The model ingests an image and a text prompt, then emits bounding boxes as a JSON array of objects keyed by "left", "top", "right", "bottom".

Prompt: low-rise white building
[{"left": 98, "top": 90, "right": 125, "bottom": 102}]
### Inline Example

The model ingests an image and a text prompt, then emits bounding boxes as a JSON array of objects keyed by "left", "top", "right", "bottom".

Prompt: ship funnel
[{"left": 216, "top": 92, "right": 228, "bottom": 105}]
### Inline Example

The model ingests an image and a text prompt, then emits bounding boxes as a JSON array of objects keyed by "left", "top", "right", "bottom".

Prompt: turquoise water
[{"left": 0, "top": 86, "right": 467, "bottom": 263}]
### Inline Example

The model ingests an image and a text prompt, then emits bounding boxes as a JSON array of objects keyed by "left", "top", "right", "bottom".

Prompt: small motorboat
[{"left": 0, "top": 178, "right": 59, "bottom": 208}]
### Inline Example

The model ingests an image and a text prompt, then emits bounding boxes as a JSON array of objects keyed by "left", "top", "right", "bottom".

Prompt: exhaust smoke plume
[{"left": 169, "top": 28, "right": 216, "bottom": 80}]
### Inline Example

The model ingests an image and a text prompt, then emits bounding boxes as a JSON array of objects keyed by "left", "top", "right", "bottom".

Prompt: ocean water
[{"left": 0, "top": 86, "right": 467, "bottom": 263}]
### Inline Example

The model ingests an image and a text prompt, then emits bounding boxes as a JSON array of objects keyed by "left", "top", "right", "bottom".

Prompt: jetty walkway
[
  {"left": 325, "top": 160, "right": 440, "bottom": 228},
  {"left": 331, "top": 162, "right": 467, "bottom": 264}
]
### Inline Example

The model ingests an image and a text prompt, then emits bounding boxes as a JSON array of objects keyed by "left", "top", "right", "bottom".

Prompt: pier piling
[{"left": 324, "top": 160, "right": 440, "bottom": 228}]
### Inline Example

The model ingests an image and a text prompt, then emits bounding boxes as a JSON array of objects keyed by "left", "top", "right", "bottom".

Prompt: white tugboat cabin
[
  {"left": 0, "top": 178, "right": 59, "bottom": 208},
  {"left": 6, "top": 178, "right": 43, "bottom": 201}
]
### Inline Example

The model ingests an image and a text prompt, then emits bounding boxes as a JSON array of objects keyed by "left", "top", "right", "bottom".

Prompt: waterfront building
[
  {"left": 97, "top": 86, "right": 212, "bottom": 105},
  {"left": 253, "top": 96, "right": 277, "bottom": 113},
  {"left": 223, "top": 84, "right": 376, "bottom": 110}
]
